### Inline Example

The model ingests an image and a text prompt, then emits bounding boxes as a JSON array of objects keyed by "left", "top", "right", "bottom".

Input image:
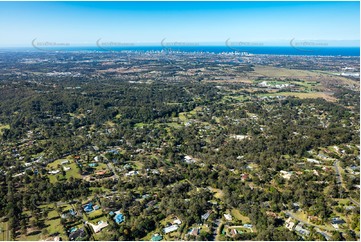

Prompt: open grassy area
[
  {"left": 208, "top": 187, "right": 224, "bottom": 199},
  {"left": 250, "top": 65, "right": 359, "bottom": 89},
  {"left": 87, "top": 209, "right": 103, "bottom": 220},
  {"left": 259, "top": 91, "right": 337, "bottom": 102},
  {"left": 18, "top": 204, "right": 69, "bottom": 241},
  {"left": 0, "top": 221, "right": 9, "bottom": 241},
  {"left": 231, "top": 209, "right": 251, "bottom": 223},
  {"left": 0, "top": 124, "right": 10, "bottom": 135},
  {"left": 47, "top": 159, "right": 82, "bottom": 183}
]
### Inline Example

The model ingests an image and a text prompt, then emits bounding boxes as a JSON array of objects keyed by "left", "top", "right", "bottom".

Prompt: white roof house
[
  {"left": 285, "top": 217, "right": 295, "bottom": 231},
  {"left": 48, "top": 170, "right": 60, "bottom": 174},
  {"left": 224, "top": 214, "right": 232, "bottom": 221},
  {"left": 87, "top": 221, "right": 109, "bottom": 233},
  {"left": 184, "top": 155, "right": 196, "bottom": 164},
  {"left": 125, "top": 170, "right": 138, "bottom": 176},
  {"left": 173, "top": 219, "right": 182, "bottom": 225},
  {"left": 163, "top": 225, "right": 178, "bottom": 234},
  {"left": 280, "top": 170, "right": 292, "bottom": 180}
]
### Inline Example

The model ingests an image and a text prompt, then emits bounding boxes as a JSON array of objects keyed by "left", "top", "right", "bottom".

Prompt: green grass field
[
  {"left": 231, "top": 209, "right": 251, "bottom": 223},
  {"left": 0, "top": 124, "right": 10, "bottom": 135},
  {"left": 47, "top": 159, "right": 82, "bottom": 183},
  {"left": 259, "top": 91, "right": 336, "bottom": 102}
]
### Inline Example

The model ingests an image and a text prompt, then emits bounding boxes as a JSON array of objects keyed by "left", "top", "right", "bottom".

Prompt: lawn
[
  {"left": 87, "top": 209, "right": 103, "bottom": 220},
  {"left": 64, "top": 163, "right": 82, "bottom": 179},
  {"left": 0, "top": 221, "right": 9, "bottom": 241},
  {"left": 208, "top": 187, "right": 224, "bottom": 199},
  {"left": 18, "top": 205, "right": 68, "bottom": 241},
  {"left": 231, "top": 209, "right": 251, "bottom": 223},
  {"left": 47, "top": 159, "right": 82, "bottom": 183},
  {"left": 0, "top": 124, "right": 10, "bottom": 135}
]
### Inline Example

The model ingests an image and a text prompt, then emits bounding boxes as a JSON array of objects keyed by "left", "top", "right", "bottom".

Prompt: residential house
[
  {"left": 114, "top": 212, "right": 124, "bottom": 224},
  {"left": 83, "top": 203, "right": 93, "bottom": 213},
  {"left": 285, "top": 218, "right": 295, "bottom": 231},
  {"left": 201, "top": 210, "right": 212, "bottom": 221},
  {"left": 163, "top": 225, "right": 178, "bottom": 234},
  {"left": 294, "top": 223, "right": 310, "bottom": 237},
  {"left": 224, "top": 214, "right": 232, "bottom": 221},
  {"left": 229, "top": 229, "right": 238, "bottom": 237},
  {"left": 151, "top": 234, "right": 163, "bottom": 241},
  {"left": 184, "top": 155, "right": 196, "bottom": 164},
  {"left": 69, "top": 228, "right": 86, "bottom": 241},
  {"left": 88, "top": 221, "right": 108, "bottom": 233},
  {"left": 48, "top": 170, "right": 60, "bottom": 175},
  {"left": 243, "top": 224, "right": 253, "bottom": 229},
  {"left": 280, "top": 170, "right": 292, "bottom": 180},
  {"left": 173, "top": 218, "right": 182, "bottom": 225},
  {"left": 188, "top": 228, "right": 199, "bottom": 236}
]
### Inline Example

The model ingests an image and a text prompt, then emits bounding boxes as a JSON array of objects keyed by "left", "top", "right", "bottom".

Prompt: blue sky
[{"left": 0, "top": 1, "right": 359, "bottom": 47}]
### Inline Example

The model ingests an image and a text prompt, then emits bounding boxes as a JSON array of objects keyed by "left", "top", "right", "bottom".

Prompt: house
[
  {"left": 63, "top": 166, "right": 71, "bottom": 171},
  {"left": 322, "top": 166, "right": 332, "bottom": 172},
  {"left": 48, "top": 170, "right": 60, "bottom": 175},
  {"left": 95, "top": 170, "right": 107, "bottom": 176},
  {"left": 280, "top": 170, "right": 292, "bottom": 180},
  {"left": 83, "top": 203, "right": 93, "bottom": 213},
  {"left": 69, "top": 209, "right": 77, "bottom": 216},
  {"left": 307, "top": 158, "right": 321, "bottom": 164},
  {"left": 350, "top": 165, "right": 359, "bottom": 171},
  {"left": 61, "top": 160, "right": 69, "bottom": 165},
  {"left": 146, "top": 200, "right": 157, "bottom": 208},
  {"left": 345, "top": 206, "right": 356, "bottom": 211},
  {"left": 173, "top": 218, "right": 182, "bottom": 225},
  {"left": 224, "top": 214, "right": 232, "bottom": 221},
  {"left": 69, "top": 228, "right": 86, "bottom": 241},
  {"left": 243, "top": 224, "right": 253, "bottom": 229},
  {"left": 114, "top": 212, "right": 124, "bottom": 224},
  {"left": 125, "top": 170, "right": 138, "bottom": 176},
  {"left": 292, "top": 203, "right": 301, "bottom": 211},
  {"left": 151, "top": 234, "right": 163, "bottom": 241},
  {"left": 331, "top": 217, "right": 345, "bottom": 225},
  {"left": 331, "top": 223, "right": 339, "bottom": 230},
  {"left": 229, "top": 229, "right": 238, "bottom": 237},
  {"left": 241, "top": 173, "right": 249, "bottom": 181},
  {"left": 266, "top": 211, "right": 278, "bottom": 218},
  {"left": 12, "top": 172, "right": 25, "bottom": 178},
  {"left": 201, "top": 210, "right": 212, "bottom": 220},
  {"left": 308, "top": 215, "right": 320, "bottom": 223},
  {"left": 318, "top": 153, "right": 329, "bottom": 160},
  {"left": 188, "top": 228, "right": 199, "bottom": 236},
  {"left": 294, "top": 223, "right": 310, "bottom": 237},
  {"left": 87, "top": 221, "right": 108, "bottom": 233},
  {"left": 163, "top": 225, "right": 178, "bottom": 234},
  {"left": 184, "top": 155, "right": 196, "bottom": 164},
  {"left": 285, "top": 218, "right": 295, "bottom": 231}
]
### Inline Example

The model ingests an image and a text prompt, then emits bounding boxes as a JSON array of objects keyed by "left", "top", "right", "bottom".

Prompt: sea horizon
[{"left": 0, "top": 45, "right": 360, "bottom": 57}]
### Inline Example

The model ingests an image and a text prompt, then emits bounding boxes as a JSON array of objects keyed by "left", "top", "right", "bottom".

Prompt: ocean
[{"left": 2, "top": 46, "right": 360, "bottom": 56}]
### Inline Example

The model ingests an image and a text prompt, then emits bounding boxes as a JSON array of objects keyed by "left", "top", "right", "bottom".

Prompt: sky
[{"left": 0, "top": 1, "right": 359, "bottom": 47}]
